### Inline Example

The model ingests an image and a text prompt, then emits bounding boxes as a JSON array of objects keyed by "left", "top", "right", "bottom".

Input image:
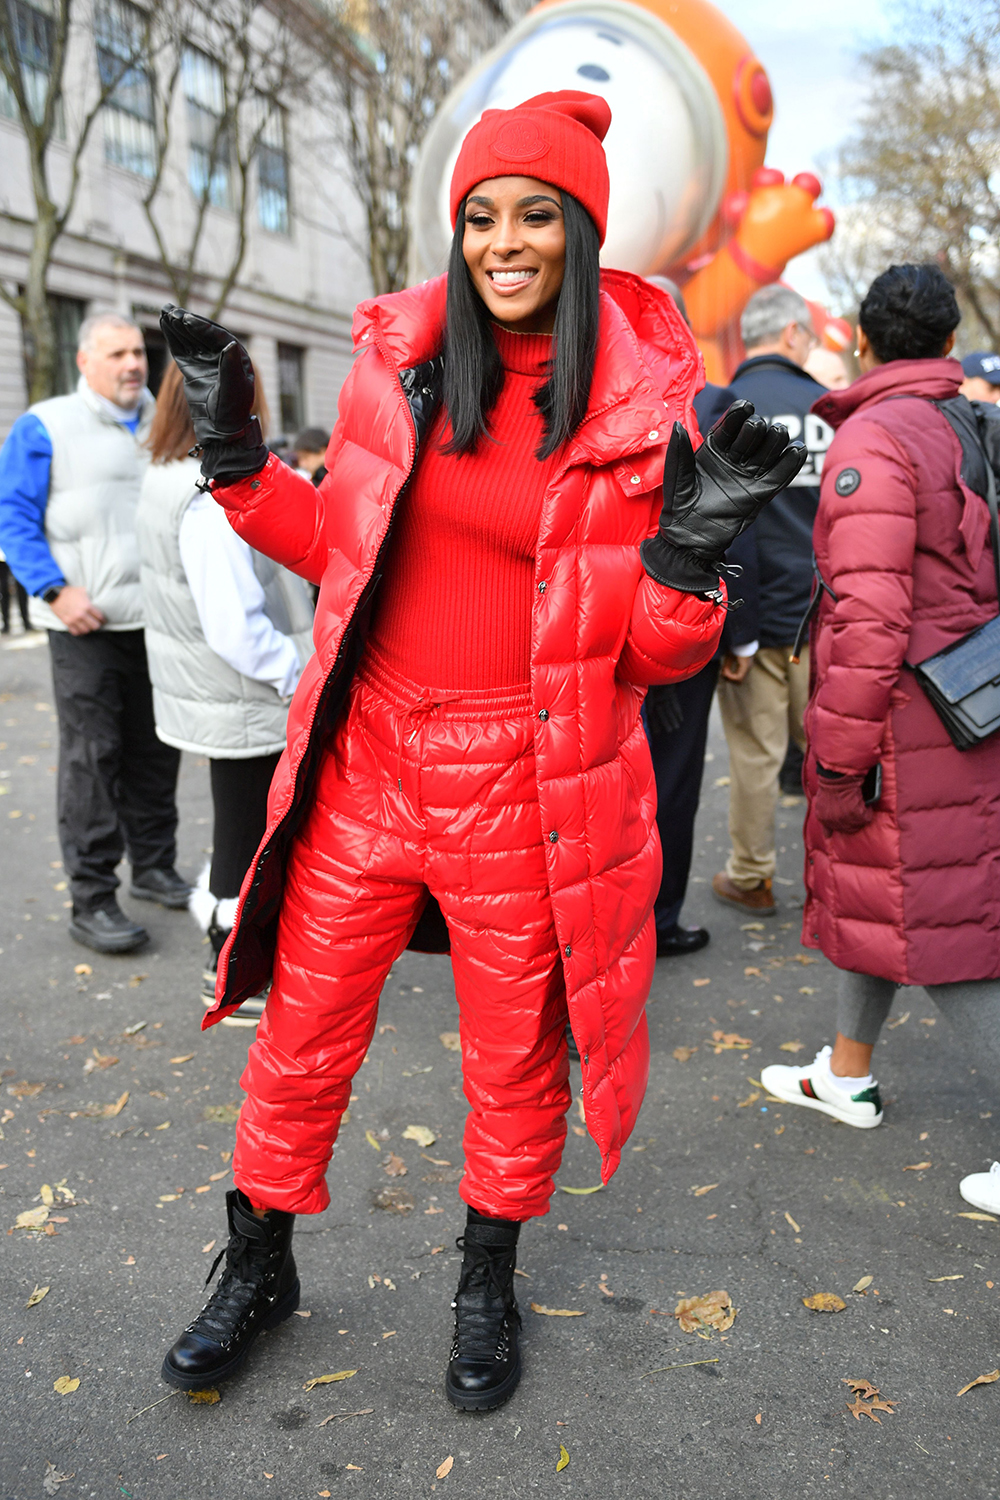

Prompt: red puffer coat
[
  {"left": 803, "top": 358, "right": 1000, "bottom": 985},
  {"left": 202, "top": 269, "right": 725, "bottom": 1183}
]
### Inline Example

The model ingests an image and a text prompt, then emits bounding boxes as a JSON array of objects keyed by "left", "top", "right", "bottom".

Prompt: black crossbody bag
[{"left": 907, "top": 397, "right": 1000, "bottom": 750}]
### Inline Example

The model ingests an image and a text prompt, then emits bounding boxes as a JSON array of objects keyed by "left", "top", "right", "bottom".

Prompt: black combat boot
[
  {"left": 445, "top": 1208, "right": 522, "bottom": 1411},
  {"left": 161, "top": 1189, "right": 299, "bottom": 1389}
]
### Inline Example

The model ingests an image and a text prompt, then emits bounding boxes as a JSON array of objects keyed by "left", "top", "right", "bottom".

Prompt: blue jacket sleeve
[{"left": 0, "top": 414, "right": 63, "bottom": 596}]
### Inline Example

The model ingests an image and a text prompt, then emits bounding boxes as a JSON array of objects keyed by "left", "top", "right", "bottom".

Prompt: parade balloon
[{"left": 410, "top": 0, "right": 836, "bottom": 380}]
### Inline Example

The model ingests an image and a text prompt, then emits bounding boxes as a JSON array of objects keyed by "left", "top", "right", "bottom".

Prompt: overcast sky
[{"left": 717, "top": 0, "right": 892, "bottom": 301}]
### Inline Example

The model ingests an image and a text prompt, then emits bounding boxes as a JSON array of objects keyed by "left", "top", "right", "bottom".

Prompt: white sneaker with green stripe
[{"left": 760, "top": 1045, "right": 883, "bottom": 1128}]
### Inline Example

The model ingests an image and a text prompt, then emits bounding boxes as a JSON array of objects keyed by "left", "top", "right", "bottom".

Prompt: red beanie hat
[{"left": 449, "top": 91, "right": 612, "bottom": 246}]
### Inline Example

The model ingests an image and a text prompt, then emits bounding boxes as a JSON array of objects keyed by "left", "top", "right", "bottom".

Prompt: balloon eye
[
  {"left": 733, "top": 54, "right": 773, "bottom": 137},
  {"left": 577, "top": 63, "right": 610, "bottom": 81}
]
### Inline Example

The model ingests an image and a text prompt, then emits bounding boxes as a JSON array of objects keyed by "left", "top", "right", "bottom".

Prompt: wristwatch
[{"left": 41, "top": 585, "right": 64, "bottom": 605}]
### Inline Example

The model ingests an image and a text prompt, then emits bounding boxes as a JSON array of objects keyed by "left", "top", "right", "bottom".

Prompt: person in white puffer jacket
[{"left": 137, "top": 361, "right": 315, "bottom": 1025}]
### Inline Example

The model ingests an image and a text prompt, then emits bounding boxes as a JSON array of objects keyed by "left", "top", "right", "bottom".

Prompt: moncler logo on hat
[{"left": 490, "top": 117, "right": 550, "bottom": 162}]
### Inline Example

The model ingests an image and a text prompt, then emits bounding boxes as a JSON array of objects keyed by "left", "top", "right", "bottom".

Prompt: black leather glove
[
  {"left": 641, "top": 401, "right": 807, "bottom": 595},
  {"left": 159, "top": 305, "right": 269, "bottom": 483}
]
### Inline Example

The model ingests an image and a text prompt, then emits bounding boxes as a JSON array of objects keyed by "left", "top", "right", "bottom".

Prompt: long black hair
[{"left": 441, "top": 190, "right": 600, "bottom": 459}]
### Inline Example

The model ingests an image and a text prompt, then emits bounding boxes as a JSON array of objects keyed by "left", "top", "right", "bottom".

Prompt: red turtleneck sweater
[{"left": 368, "top": 324, "right": 563, "bottom": 690}]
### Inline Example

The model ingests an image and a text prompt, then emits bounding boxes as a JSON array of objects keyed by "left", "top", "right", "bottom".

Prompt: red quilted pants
[{"left": 233, "top": 648, "right": 570, "bottom": 1220}]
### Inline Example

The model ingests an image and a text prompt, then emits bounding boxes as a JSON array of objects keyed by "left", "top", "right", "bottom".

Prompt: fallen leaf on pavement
[
  {"left": 846, "top": 1396, "right": 883, "bottom": 1422},
  {"left": 531, "top": 1304, "right": 585, "bottom": 1317},
  {"left": 364, "top": 1130, "right": 381, "bottom": 1151},
  {"left": 170, "top": 1054, "right": 194, "bottom": 1065},
  {"left": 693, "top": 977, "right": 711, "bottom": 987},
  {"left": 692, "top": 1183, "right": 719, "bottom": 1197},
  {"left": 421, "top": 1154, "right": 452, "bottom": 1166},
  {"left": 202, "top": 1240, "right": 216, "bottom": 1254},
  {"left": 957, "top": 1369, "right": 1000, "bottom": 1397},
  {"left": 886, "top": 1011, "right": 910, "bottom": 1029},
  {"left": 73, "top": 964, "right": 92, "bottom": 975},
  {"left": 436, "top": 1456, "right": 454, "bottom": 1479},
  {"left": 744, "top": 967, "right": 762, "bottom": 977},
  {"left": 843, "top": 1379, "right": 879, "bottom": 1398},
  {"left": 53, "top": 1376, "right": 79, "bottom": 1394},
  {"left": 303, "top": 1371, "right": 357, "bottom": 1391},
  {"left": 317, "top": 1408, "right": 374, "bottom": 1426},
  {"left": 98, "top": 1091, "right": 129, "bottom": 1118},
  {"left": 870, "top": 1396, "right": 899, "bottom": 1414},
  {"left": 83, "top": 1049, "right": 118, "bottom": 1074},
  {"left": 784, "top": 1211, "right": 801, "bottom": 1233},
  {"left": 188, "top": 1388, "right": 221, "bottom": 1404},
  {"left": 852, "top": 1276, "right": 873, "bottom": 1294},
  {"left": 13, "top": 1206, "right": 49, "bottom": 1231},
  {"left": 42, "top": 1464, "right": 74, "bottom": 1495},
  {"left": 803, "top": 1293, "right": 846, "bottom": 1313},
  {"left": 920, "top": 1017, "right": 936, "bottom": 1026},
  {"left": 209, "top": 1170, "right": 229, "bottom": 1181},
  {"left": 383, "top": 1153, "right": 407, "bottom": 1177},
  {"left": 26, "top": 1284, "right": 49, "bottom": 1307},
  {"left": 957, "top": 1212, "right": 999, "bottom": 1221},
  {"left": 779, "top": 1041, "right": 804, "bottom": 1053},
  {"left": 558, "top": 1184, "right": 602, "bottom": 1195},
  {"left": 799, "top": 986, "right": 816, "bottom": 995},
  {"left": 707, "top": 1031, "right": 753, "bottom": 1052},
  {"left": 402, "top": 1126, "right": 436, "bottom": 1148},
  {"left": 129, "top": 973, "right": 147, "bottom": 987},
  {"left": 714, "top": 775, "right": 731, "bottom": 787},
  {"left": 556, "top": 1445, "right": 570, "bottom": 1473},
  {"left": 672, "top": 1046, "right": 697, "bottom": 1062},
  {"left": 439, "top": 1032, "right": 461, "bottom": 1052},
  {"left": 346, "top": 1466, "right": 362, "bottom": 1471},
  {"left": 740, "top": 922, "right": 765, "bottom": 932},
  {"left": 8, "top": 1080, "right": 44, "bottom": 1097},
  {"left": 737, "top": 1090, "right": 760, "bottom": 1108},
  {"left": 929, "top": 1275, "right": 964, "bottom": 1282},
  {"left": 40, "top": 1184, "right": 54, "bottom": 1205},
  {"left": 674, "top": 1291, "right": 736, "bottom": 1333},
  {"left": 903, "top": 1161, "right": 932, "bottom": 1171}
]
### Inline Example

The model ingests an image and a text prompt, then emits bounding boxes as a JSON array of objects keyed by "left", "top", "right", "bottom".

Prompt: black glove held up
[
  {"left": 159, "top": 305, "right": 268, "bottom": 483},
  {"left": 641, "top": 400, "right": 807, "bottom": 594}
]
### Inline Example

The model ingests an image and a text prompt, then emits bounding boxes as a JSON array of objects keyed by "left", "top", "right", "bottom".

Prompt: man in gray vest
[{"left": 0, "top": 312, "right": 190, "bottom": 952}]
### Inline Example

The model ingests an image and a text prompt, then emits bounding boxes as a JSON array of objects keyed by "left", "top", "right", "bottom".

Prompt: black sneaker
[
  {"left": 161, "top": 1189, "right": 299, "bottom": 1389},
  {"left": 656, "top": 923, "right": 710, "bottom": 957},
  {"left": 130, "top": 866, "right": 192, "bottom": 909},
  {"left": 446, "top": 1211, "right": 522, "bottom": 1411},
  {"left": 70, "top": 900, "right": 149, "bottom": 954}
]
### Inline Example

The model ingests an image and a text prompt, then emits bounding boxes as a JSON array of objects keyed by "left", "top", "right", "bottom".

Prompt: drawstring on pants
[{"left": 396, "top": 694, "right": 461, "bottom": 791}]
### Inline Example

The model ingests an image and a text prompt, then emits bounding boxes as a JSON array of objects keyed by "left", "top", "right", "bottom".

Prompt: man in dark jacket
[{"left": 712, "top": 285, "right": 832, "bottom": 915}]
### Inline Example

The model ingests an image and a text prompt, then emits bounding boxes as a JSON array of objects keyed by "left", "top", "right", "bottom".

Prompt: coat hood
[
  {"left": 351, "top": 269, "right": 703, "bottom": 466},
  {"left": 812, "top": 357, "right": 963, "bottom": 429}
]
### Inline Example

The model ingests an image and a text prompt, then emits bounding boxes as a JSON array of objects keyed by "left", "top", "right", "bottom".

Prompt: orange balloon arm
[{"left": 683, "top": 168, "right": 836, "bottom": 357}]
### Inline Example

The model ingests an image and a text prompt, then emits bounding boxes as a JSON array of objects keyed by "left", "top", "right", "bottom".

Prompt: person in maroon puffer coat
[{"left": 761, "top": 263, "right": 1000, "bottom": 1130}]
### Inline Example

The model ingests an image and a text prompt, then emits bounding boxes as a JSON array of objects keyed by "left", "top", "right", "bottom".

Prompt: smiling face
[{"left": 462, "top": 177, "right": 566, "bottom": 335}]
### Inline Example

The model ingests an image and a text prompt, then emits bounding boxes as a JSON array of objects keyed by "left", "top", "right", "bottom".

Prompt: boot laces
[
  {"left": 188, "top": 1227, "right": 277, "bottom": 1343},
  {"left": 451, "top": 1236, "right": 520, "bottom": 1363}
]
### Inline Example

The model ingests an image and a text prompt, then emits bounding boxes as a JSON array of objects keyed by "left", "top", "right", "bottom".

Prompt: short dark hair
[
  {"left": 859, "top": 263, "right": 960, "bottom": 363},
  {"left": 294, "top": 426, "right": 329, "bottom": 452},
  {"left": 441, "top": 190, "right": 600, "bottom": 459}
]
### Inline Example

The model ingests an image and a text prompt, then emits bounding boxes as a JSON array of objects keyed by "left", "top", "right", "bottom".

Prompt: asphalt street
[{"left": 2, "top": 629, "right": 999, "bottom": 1500}]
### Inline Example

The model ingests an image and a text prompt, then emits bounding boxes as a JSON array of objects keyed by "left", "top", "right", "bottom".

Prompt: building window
[
  {"left": 50, "top": 295, "right": 86, "bottom": 395},
  {"left": 182, "top": 47, "right": 233, "bottom": 209},
  {"left": 95, "top": 0, "right": 156, "bottom": 178},
  {"left": 19, "top": 293, "right": 86, "bottom": 397},
  {"left": 277, "top": 343, "right": 304, "bottom": 435},
  {"left": 0, "top": 0, "right": 56, "bottom": 125},
  {"left": 257, "top": 103, "right": 290, "bottom": 235}
]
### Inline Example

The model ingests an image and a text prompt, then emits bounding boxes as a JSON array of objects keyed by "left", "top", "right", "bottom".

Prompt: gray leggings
[{"left": 837, "top": 970, "right": 1000, "bottom": 1067}]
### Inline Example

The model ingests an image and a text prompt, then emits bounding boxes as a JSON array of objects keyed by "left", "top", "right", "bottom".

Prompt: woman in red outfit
[{"left": 158, "top": 92, "right": 803, "bottom": 1409}]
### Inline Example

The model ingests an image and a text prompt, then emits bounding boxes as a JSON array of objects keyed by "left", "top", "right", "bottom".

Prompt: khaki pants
[{"left": 717, "top": 645, "right": 810, "bottom": 888}]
